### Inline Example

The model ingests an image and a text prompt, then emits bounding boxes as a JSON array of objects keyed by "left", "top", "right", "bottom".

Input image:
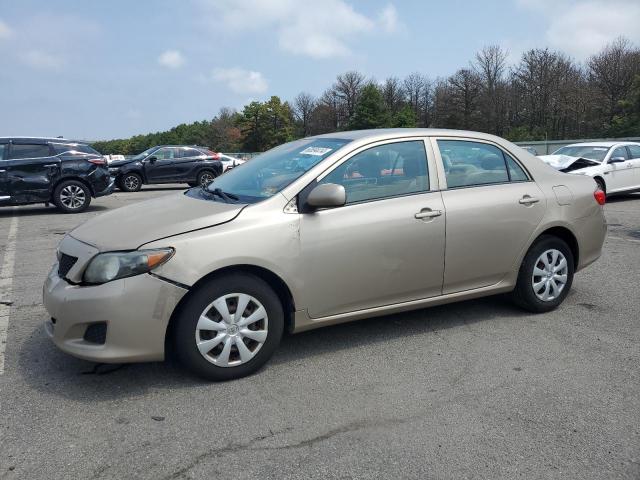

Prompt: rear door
[
  {"left": 174, "top": 147, "right": 205, "bottom": 180},
  {"left": 144, "top": 147, "right": 178, "bottom": 183},
  {"left": 432, "top": 138, "right": 545, "bottom": 294},
  {"left": 0, "top": 142, "right": 9, "bottom": 203},
  {"left": 6, "top": 140, "right": 59, "bottom": 202},
  {"left": 605, "top": 146, "right": 634, "bottom": 192}
]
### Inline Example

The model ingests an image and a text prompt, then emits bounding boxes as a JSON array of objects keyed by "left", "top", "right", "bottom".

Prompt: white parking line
[{"left": 0, "top": 212, "right": 18, "bottom": 375}]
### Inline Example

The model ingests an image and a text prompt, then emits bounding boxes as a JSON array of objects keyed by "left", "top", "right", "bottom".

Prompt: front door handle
[
  {"left": 415, "top": 208, "right": 442, "bottom": 219},
  {"left": 0, "top": 169, "right": 6, "bottom": 173},
  {"left": 519, "top": 195, "right": 539, "bottom": 205},
  {"left": 44, "top": 164, "right": 58, "bottom": 168}
]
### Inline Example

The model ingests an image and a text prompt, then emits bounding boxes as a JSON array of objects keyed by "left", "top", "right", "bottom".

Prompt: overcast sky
[{"left": 1, "top": 0, "right": 639, "bottom": 140}]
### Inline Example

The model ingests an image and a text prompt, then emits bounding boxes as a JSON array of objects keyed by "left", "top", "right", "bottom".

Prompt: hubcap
[
  {"left": 200, "top": 173, "right": 214, "bottom": 186},
  {"left": 125, "top": 176, "right": 139, "bottom": 190},
  {"left": 195, "top": 293, "right": 268, "bottom": 367},
  {"left": 59, "top": 185, "right": 86, "bottom": 209},
  {"left": 532, "top": 249, "right": 568, "bottom": 301}
]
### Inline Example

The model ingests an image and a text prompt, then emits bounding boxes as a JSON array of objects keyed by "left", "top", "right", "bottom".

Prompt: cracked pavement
[{"left": 0, "top": 186, "right": 639, "bottom": 479}]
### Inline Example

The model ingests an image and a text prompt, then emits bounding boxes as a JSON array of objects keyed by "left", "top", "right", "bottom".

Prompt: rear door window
[
  {"left": 8, "top": 144, "right": 51, "bottom": 160},
  {"left": 437, "top": 140, "right": 510, "bottom": 188},
  {"left": 627, "top": 145, "right": 640, "bottom": 159}
]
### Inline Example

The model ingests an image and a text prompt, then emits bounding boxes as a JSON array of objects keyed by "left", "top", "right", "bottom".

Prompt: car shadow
[
  {"left": 15, "top": 295, "right": 529, "bottom": 402},
  {"left": 0, "top": 204, "right": 109, "bottom": 218}
]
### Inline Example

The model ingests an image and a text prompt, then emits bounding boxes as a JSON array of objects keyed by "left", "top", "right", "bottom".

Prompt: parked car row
[{"left": 0, "top": 138, "right": 246, "bottom": 212}]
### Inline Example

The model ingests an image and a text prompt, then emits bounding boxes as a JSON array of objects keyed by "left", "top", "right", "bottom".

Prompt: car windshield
[
  {"left": 552, "top": 146, "right": 610, "bottom": 162},
  {"left": 199, "top": 138, "right": 351, "bottom": 203},
  {"left": 132, "top": 147, "right": 158, "bottom": 161}
]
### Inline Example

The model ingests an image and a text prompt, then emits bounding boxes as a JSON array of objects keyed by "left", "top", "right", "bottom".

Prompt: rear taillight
[
  {"left": 87, "top": 158, "right": 107, "bottom": 166},
  {"left": 594, "top": 189, "right": 606, "bottom": 206}
]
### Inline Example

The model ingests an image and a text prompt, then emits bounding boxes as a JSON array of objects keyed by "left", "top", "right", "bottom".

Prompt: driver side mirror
[
  {"left": 306, "top": 183, "right": 346, "bottom": 210},
  {"left": 609, "top": 156, "right": 626, "bottom": 163},
  {"left": 147, "top": 156, "right": 157, "bottom": 163}
]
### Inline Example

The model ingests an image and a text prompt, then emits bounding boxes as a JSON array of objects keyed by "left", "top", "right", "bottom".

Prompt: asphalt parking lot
[{"left": 0, "top": 186, "right": 639, "bottom": 479}]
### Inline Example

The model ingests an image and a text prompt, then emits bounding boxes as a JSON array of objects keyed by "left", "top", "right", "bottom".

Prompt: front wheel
[
  {"left": 510, "top": 235, "right": 574, "bottom": 313},
  {"left": 174, "top": 273, "right": 284, "bottom": 381},
  {"left": 53, "top": 180, "right": 91, "bottom": 213}
]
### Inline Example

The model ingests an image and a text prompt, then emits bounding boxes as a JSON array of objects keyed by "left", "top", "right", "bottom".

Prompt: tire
[
  {"left": 119, "top": 172, "right": 143, "bottom": 192},
  {"left": 196, "top": 170, "right": 216, "bottom": 187},
  {"left": 53, "top": 180, "right": 91, "bottom": 213},
  {"left": 510, "top": 235, "right": 574, "bottom": 313},
  {"left": 594, "top": 177, "right": 606, "bottom": 195},
  {"left": 174, "top": 273, "right": 284, "bottom": 381}
]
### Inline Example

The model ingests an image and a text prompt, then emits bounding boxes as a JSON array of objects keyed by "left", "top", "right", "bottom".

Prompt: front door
[
  {"left": 433, "top": 138, "right": 545, "bottom": 294},
  {"left": 625, "top": 144, "right": 640, "bottom": 190},
  {"left": 6, "top": 141, "right": 59, "bottom": 203},
  {"left": 299, "top": 139, "right": 446, "bottom": 319},
  {"left": 144, "top": 147, "right": 178, "bottom": 183},
  {"left": 606, "top": 146, "right": 635, "bottom": 192}
]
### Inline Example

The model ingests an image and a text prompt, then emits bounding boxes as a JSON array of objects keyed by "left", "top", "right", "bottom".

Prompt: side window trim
[{"left": 431, "top": 136, "right": 532, "bottom": 190}]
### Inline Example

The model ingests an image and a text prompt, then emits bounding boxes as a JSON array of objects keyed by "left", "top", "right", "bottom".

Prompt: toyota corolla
[{"left": 44, "top": 129, "right": 607, "bottom": 380}]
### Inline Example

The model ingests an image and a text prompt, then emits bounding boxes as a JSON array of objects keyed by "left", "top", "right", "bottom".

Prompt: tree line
[{"left": 93, "top": 37, "right": 640, "bottom": 155}]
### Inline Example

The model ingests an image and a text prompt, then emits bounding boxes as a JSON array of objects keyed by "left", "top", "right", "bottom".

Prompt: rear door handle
[
  {"left": 0, "top": 169, "right": 6, "bottom": 173},
  {"left": 415, "top": 208, "right": 442, "bottom": 219},
  {"left": 519, "top": 195, "right": 539, "bottom": 205},
  {"left": 44, "top": 164, "right": 58, "bottom": 168}
]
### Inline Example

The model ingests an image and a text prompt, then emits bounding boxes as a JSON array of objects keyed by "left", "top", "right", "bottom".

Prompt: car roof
[
  {"left": 562, "top": 141, "right": 640, "bottom": 148},
  {"left": 0, "top": 136, "right": 88, "bottom": 144},
  {"left": 310, "top": 128, "right": 490, "bottom": 141}
]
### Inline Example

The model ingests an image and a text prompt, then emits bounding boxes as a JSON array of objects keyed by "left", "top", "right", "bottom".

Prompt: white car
[
  {"left": 538, "top": 142, "right": 640, "bottom": 196},
  {"left": 214, "top": 153, "right": 246, "bottom": 172}
]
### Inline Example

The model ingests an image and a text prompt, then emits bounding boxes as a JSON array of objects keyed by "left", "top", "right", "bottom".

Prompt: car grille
[{"left": 58, "top": 253, "right": 78, "bottom": 278}]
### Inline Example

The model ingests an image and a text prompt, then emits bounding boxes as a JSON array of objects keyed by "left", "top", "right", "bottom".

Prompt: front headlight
[{"left": 83, "top": 248, "right": 174, "bottom": 284}]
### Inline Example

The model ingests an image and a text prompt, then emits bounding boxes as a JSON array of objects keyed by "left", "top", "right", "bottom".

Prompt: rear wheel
[
  {"left": 174, "top": 273, "right": 284, "bottom": 381},
  {"left": 119, "top": 173, "right": 142, "bottom": 192},
  {"left": 197, "top": 170, "right": 216, "bottom": 187},
  {"left": 510, "top": 235, "right": 574, "bottom": 313},
  {"left": 53, "top": 180, "right": 91, "bottom": 213}
]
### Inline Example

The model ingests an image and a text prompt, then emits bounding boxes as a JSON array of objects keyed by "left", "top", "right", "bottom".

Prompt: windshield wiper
[{"left": 202, "top": 185, "right": 239, "bottom": 203}]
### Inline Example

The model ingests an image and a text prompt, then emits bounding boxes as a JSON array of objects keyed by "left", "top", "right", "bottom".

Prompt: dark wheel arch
[
  {"left": 529, "top": 226, "right": 579, "bottom": 270},
  {"left": 51, "top": 176, "right": 95, "bottom": 199},
  {"left": 165, "top": 265, "right": 296, "bottom": 357},
  {"left": 594, "top": 176, "right": 606, "bottom": 194}
]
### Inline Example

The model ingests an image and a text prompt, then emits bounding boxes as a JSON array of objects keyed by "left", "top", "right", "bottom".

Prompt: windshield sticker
[{"left": 300, "top": 146, "right": 333, "bottom": 156}]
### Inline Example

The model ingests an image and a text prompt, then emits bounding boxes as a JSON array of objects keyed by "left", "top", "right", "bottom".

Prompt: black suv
[
  {"left": 0, "top": 137, "right": 113, "bottom": 213},
  {"left": 108, "top": 145, "right": 223, "bottom": 192}
]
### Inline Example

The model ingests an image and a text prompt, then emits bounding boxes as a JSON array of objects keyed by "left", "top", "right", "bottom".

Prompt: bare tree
[
  {"left": 334, "top": 71, "right": 366, "bottom": 121},
  {"left": 293, "top": 92, "right": 316, "bottom": 137},
  {"left": 403, "top": 72, "right": 428, "bottom": 122},
  {"left": 448, "top": 68, "right": 481, "bottom": 129},
  {"left": 588, "top": 37, "right": 640, "bottom": 122},
  {"left": 474, "top": 45, "right": 509, "bottom": 134},
  {"left": 381, "top": 77, "right": 405, "bottom": 114}
]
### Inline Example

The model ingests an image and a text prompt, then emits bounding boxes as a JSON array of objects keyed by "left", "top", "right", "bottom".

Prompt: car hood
[
  {"left": 70, "top": 192, "right": 245, "bottom": 251},
  {"left": 108, "top": 159, "right": 136, "bottom": 167},
  {"left": 538, "top": 154, "right": 600, "bottom": 171}
]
